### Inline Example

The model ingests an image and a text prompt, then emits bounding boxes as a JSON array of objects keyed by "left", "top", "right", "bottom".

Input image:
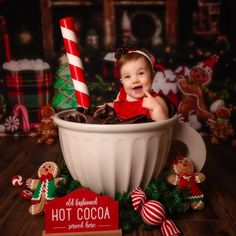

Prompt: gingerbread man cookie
[
  {"left": 26, "top": 161, "right": 66, "bottom": 215},
  {"left": 167, "top": 155, "right": 205, "bottom": 210},
  {"left": 37, "top": 105, "right": 57, "bottom": 145},
  {"left": 177, "top": 55, "right": 218, "bottom": 122},
  {"left": 208, "top": 99, "right": 235, "bottom": 144}
]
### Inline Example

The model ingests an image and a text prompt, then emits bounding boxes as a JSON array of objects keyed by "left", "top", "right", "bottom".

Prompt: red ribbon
[
  {"left": 131, "top": 187, "right": 180, "bottom": 236},
  {"left": 39, "top": 173, "right": 53, "bottom": 182}
]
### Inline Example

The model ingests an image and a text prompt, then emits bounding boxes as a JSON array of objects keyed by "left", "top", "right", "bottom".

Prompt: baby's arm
[{"left": 142, "top": 92, "right": 168, "bottom": 121}]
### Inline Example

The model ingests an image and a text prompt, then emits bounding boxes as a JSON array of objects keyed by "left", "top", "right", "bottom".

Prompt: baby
[{"left": 108, "top": 48, "right": 169, "bottom": 122}]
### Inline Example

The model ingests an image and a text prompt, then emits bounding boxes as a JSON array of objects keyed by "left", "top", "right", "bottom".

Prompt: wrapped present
[{"left": 3, "top": 59, "right": 53, "bottom": 123}]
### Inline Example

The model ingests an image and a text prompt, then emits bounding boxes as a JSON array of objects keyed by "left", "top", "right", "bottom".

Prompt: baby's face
[{"left": 120, "top": 57, "right": 153, "bottom": 101}]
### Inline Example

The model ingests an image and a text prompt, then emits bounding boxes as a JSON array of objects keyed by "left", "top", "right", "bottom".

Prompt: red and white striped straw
[
  {"left": 0, "top": 16, "right": 11, "bottom": 62},
  {"left": 60, "top": 17, "right": 90, "bottom": 108}
]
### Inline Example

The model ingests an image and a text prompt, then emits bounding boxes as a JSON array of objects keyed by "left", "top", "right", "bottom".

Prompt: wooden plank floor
[{"left": 0, "top": 136, "right": 236, "bottom": 236}]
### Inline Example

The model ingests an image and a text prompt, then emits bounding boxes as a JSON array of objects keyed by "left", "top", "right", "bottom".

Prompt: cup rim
[{"left": 53, "top": 109, "right": 178, "bottom": 133}]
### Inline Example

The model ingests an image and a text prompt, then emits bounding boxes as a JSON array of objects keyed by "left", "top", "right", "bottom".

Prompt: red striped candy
[
  {"left": 131, "top": 187, "right": 180, "bottom": 236},
  {"left": 60, "top": 17, "right": 90, "bottom": 108}
]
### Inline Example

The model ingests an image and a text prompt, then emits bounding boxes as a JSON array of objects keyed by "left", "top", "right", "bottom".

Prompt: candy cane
[
  {"left": 13, "top": 104, "right": 30, "bottom": 131},
  {"left": 60, "top": 17, "right": 90, "bottom": 108}
]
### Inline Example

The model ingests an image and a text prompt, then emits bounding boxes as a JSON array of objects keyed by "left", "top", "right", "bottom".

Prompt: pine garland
[
  {"left": 116, "top": 191, "right": 143, "bottom": 232},
  {"left": 56, "top": 163, "right": 82, "bottom": 196},
  {"left": 56, "top": 164, "right": 189, "bottom": 234}
]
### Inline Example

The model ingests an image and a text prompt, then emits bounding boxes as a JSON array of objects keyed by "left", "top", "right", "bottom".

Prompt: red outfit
[
  {"left": 114, "top": 87, "right": 159, "bottom": 120},
  {"left": 177, "top": 173, "right": 204, "bottom": 202}
]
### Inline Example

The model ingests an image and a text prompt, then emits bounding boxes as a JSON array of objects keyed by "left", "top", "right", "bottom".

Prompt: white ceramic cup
[{"left": 54, "top": 110, "right": 206, "bottom": 198}]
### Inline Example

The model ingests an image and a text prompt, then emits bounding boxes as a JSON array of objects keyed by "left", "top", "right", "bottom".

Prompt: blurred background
[{"left": 1, "top": 0, "right": 236, "bottom": 59}]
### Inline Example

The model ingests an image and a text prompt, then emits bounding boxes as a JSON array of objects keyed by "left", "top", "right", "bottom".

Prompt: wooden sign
[{"left": 44, "top": 188, "right": 120, "bottom": 234}]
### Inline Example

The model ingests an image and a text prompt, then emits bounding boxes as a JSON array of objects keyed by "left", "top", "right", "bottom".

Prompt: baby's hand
[
  {"left": 142, "top": 91, "right": 168, "bottom": 121},
  {"left": 142, "top": 92, "right": 160, "bottom": 111}
]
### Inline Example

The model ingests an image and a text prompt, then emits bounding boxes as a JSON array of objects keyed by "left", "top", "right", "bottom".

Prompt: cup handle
[{"left": 172, "top": 123, "right": 206, "bottom": 171}]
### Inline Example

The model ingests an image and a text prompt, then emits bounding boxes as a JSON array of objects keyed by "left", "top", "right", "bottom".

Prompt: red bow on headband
[{"left": 131, "top": 187, "right": 180, "bottom": 236}]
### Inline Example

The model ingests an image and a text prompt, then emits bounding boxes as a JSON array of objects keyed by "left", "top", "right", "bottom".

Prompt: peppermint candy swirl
[
  {"left": 4, "top": 115, "right": 20, "bottom": 132},
  {"left": 131, "top": 187, "right": 180, "bottom": 236}
]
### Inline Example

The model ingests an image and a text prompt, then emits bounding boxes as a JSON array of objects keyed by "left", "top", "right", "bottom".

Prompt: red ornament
[
  {"left": 131, "top": 187, "right": 180, "bottom": 236},
  {"left": 20, "top": 190, "right": 33, "bottom": 200},
  {"left": 11, "top": 175, "right": 24, "bottom": 187}
]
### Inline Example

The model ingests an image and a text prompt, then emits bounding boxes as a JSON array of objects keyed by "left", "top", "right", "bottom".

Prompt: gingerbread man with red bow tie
[
  {"left": 26, "top": 162, "right": 66, "bottom": 215},
  {"left": 167, "top": 155, "right": 205, "bottom": 210}
]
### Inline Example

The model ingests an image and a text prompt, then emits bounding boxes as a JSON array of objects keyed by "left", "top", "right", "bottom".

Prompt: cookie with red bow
[
  {"left": 208, "top": 99, "right": 235, "bottom": 144},
  {"left": 26, "top": 161, "right": 66, "bottom": 215},
  {"left": 37, "top": 105, "right": 57, "bottom": 145},
  {"left": 167, "top": 155, "right": 205, "bottom": 210}
]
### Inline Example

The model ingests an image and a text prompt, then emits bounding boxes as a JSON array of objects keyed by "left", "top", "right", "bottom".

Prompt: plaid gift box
[{"left": 4, "top": 69, "right": 53, "bottom": 123}]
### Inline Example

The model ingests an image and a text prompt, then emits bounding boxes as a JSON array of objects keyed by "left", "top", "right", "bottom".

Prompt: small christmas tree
[{"left": 51, "top": 63, "right": 78, "bottom": 111}]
